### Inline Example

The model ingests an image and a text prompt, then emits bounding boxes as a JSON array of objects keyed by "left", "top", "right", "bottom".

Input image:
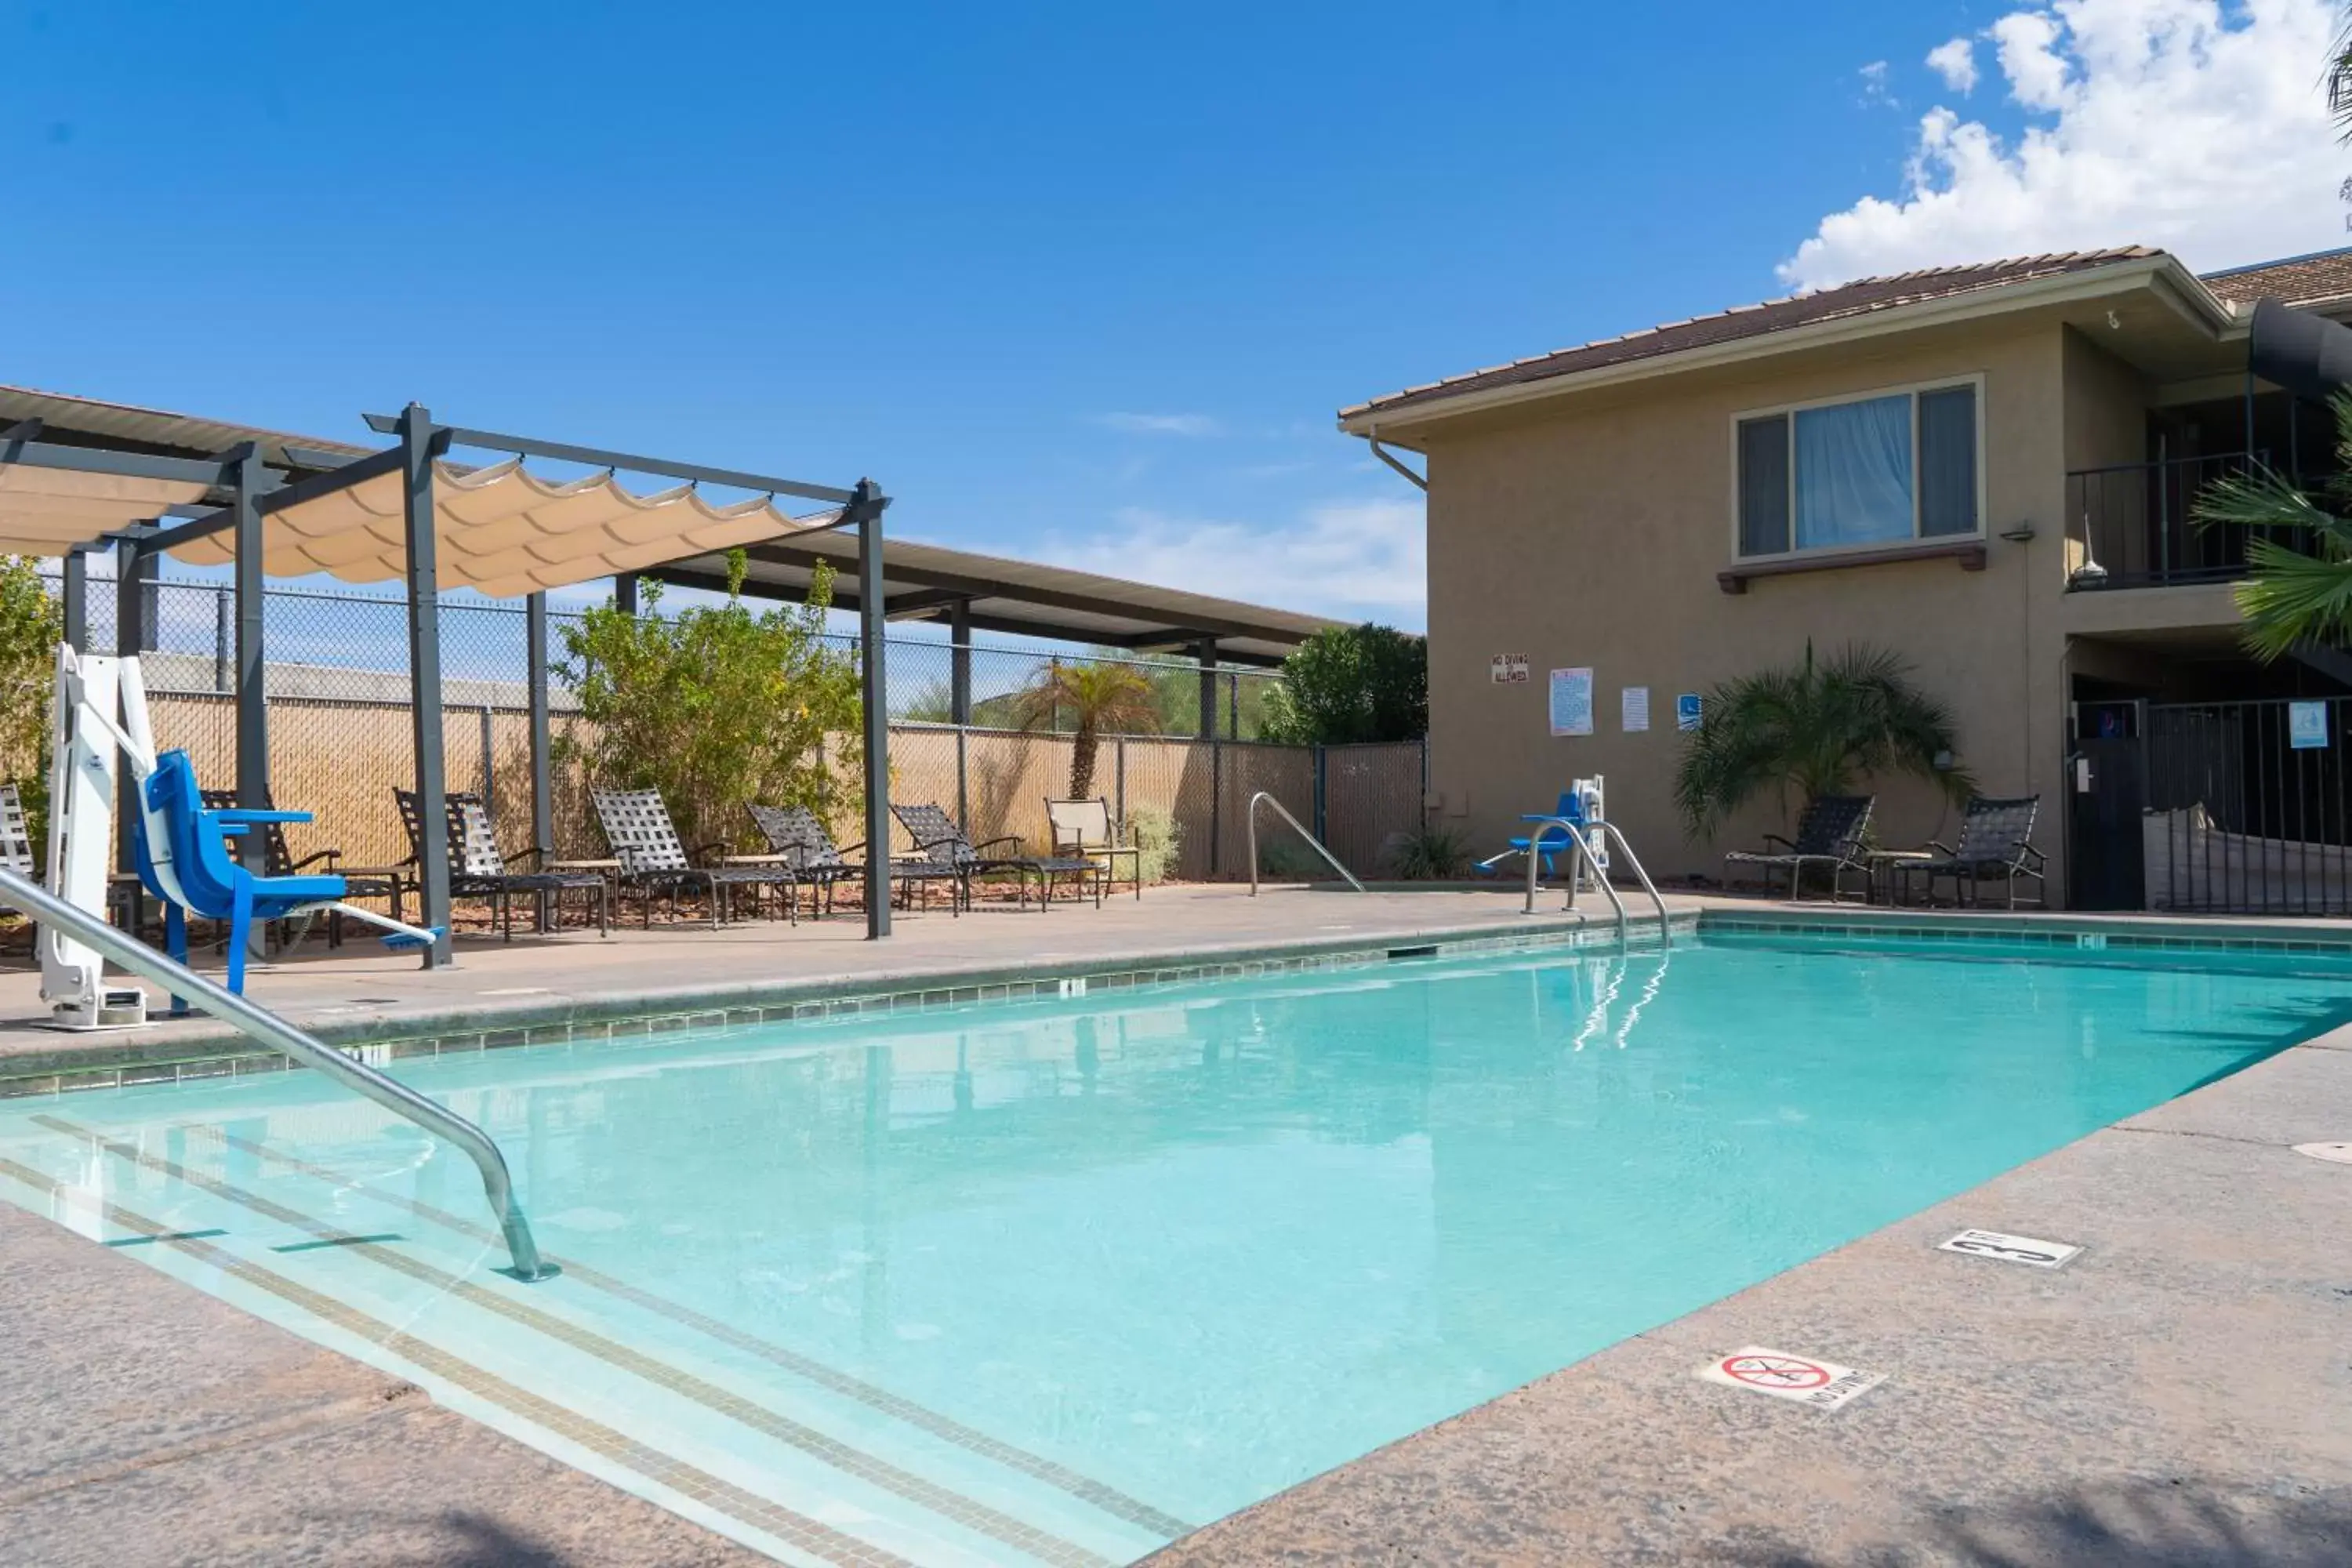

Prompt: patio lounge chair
[
  {"left": 0, "top": 784, "right": 33, "bottom": 909},
  {"left": 1900, "top": 795, "right": 2045, "bottom": 909},
  {"left": 590, "top": 787, "right": 798, "bottom": 927},
  {"left": 744, "top": 804, "right": 959, "bottom": 917},
  {"left": 891, "top": 801, "right": 1098, "bottom": 912},
  {"left": 204, "top": 786, "right": 407, "bottom": 949},
  {"left": 1045, "top": 797, "right": 1142, "bottom": 900},
  {"left": 1724, "top": 794, "right": 1874, "bottom": 902},
  {"left": 395, "top": 789, "right": 610, "bottom": 939}
]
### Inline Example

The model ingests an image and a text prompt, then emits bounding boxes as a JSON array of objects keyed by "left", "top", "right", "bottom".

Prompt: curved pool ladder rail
[
  {"left": 1519, "top": 817, "right": 1672, "bottom": 949},
  {"left": 1246, "top": 792, "right": 1366, "bottom": 895},
  {"left": 0, "top": 865, "right": 554, "bottom": 1282}
]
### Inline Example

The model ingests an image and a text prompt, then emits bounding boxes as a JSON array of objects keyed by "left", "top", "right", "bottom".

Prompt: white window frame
[{"left": 1727, "top": 372, "right": 1987, "bottom": 563}]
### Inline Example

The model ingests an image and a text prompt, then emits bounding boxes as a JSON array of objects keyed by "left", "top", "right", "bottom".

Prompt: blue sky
[{"left": 7, "top": 2, "right": 2341, "bottom": 630}]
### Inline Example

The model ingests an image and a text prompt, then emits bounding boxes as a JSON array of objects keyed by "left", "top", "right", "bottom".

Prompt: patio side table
[{"left": 1865, "top": 849, "right": 1933, "bottom": 906}]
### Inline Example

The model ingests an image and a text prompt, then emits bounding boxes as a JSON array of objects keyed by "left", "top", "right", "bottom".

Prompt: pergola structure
[
  {"left": 0, "top": 386, "right": 1341, "bottom": 963},
  {"left": 2, "top": 404, "right": 895, "bottom": 954}
]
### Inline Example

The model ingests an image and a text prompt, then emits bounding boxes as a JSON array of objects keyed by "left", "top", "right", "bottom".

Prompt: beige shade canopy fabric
[
  {"left": 165, "top": 459, "right": 840, "bottom": 597},
  {"left": 0, "top": 466, "right": 212, "bottom": 557}
]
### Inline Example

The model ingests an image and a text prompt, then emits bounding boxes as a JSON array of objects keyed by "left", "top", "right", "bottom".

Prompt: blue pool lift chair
[
  {"left": 1475, "top": 791, "right": 1587, "bottom": 880},
  {"left": 132, "top": 749, "right": 442, "bottom": 1004}
]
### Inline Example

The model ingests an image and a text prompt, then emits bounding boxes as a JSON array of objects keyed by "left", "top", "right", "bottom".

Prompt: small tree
[
  {"left": 557, "top": 554, "right": 862, "bottom": 854},
  {"left": 1261, "top": 623, "right": 1427, "bottom": 745},
  {"left": 1674, "top": 642, "right": 1973, "bottom": 839},
  {"left": 1011, "top": 659, "right": 1157, "bottom": 798},
  {"left": 0, "top": 557, "right": 62, "bottom": 851}
]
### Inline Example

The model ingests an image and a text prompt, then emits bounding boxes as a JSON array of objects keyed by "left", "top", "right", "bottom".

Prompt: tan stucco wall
[{"left": 1421, "top": 317, "right": 2154, "bottom": 904}]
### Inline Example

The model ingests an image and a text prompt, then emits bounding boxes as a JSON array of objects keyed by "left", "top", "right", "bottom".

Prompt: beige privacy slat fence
[{"left": 136, "top": 691, "right": 1426, "bottom": 885}]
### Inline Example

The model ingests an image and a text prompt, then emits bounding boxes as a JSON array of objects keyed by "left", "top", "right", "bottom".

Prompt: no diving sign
[{"left": 1696, "top": 1346, "right": 1884, "bottom": 1411}]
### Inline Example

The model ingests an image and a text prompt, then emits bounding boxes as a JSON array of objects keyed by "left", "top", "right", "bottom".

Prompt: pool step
[{"left": 0, "top": 1117, "right": 1175, "bottom": 1568}]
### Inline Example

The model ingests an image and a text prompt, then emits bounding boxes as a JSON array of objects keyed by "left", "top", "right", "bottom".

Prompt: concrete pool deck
[{"left": 5, "top": 890, "right": 2352, "bottom": 1563}]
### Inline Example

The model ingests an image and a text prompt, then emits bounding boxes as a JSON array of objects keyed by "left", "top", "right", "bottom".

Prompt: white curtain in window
[{"left": 1795, "top": 394, "right": 1913, "bottom": 549}]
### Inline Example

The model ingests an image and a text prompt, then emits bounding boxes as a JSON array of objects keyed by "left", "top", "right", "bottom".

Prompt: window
[{"left": 1735, "top": 381, "right": 1979, "bottom": 557}]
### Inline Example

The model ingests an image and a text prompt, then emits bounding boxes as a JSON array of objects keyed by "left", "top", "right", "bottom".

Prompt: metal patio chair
[
  {"left": 202, "top": 786, "right": 407, "bottom": 949},
  {"left": 744, "top": 803, "right": 958, "bottom": 917},
  {"left": 0, "top": 783, "right": 34, "bottom": 918},
  {"left": 891, "top": 801, "right": 1098, "bottom": 912},
  {"left": 590, "top": 787, "right": 797, "bottom": 927},
  {"left": 1724, "top": 793, "right": 1875, "bottom": 902},
  {"left": 1901, "top": 795, "right": 2046, "bottom": 909},
  {"left": 395, "top": 788, "right": 611, "bottom": 939},
  {"left": 1045, "top": 797, "right": 1141, "bottom": 901}
]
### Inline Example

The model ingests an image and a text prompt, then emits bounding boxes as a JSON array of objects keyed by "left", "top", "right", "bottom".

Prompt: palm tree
[
  {"left": 1674, "top": 642, "right": 1973, "bottom": 838},
  {"left": 2190, "top": 390, "right": 2352, "bottom": 661},
  {"left": 1010, "top": 660, "right": 1159, "bottom": 799}
]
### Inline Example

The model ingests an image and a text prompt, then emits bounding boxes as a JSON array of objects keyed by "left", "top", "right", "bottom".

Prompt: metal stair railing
[
  {"left": 0, "top": 865, "right": 554, "bottom": 1282},
  {"left": 1246, "top": 792, "right": 1366, "bottom": 895},
  {"left": 1519, "top": 818, "right": 1673, "bottom": 948}
]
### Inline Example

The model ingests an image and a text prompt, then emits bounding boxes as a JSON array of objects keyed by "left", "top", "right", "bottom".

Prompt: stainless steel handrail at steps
[
  {"left": 1519, "top": 817, "right": 1672, "bottom": 948},
  {"left": 1, "top": 865, "right": 554, "bottom": 1281},
  {"left": 1247, "top": 792, "right": 1367, "bottom": 895}
]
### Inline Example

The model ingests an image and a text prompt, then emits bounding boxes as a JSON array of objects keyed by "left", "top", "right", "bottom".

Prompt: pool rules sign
[{"left": 1696, "top": 1347, "right": 1886, "bottom": 1411}]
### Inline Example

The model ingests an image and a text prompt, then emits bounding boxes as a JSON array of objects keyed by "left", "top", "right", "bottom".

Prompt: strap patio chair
[
  {"left": 204, "top": 786, "right": 408, "bottom": 949},
  {"left": 1045, "top": 797, "right": 1141, "bottom": 901},
  {"left": 745, "top": 803, "right": 958, "bottom": 918},
  {"left": 395, "top": 789, "right": 610, "bottom": 939},
  {"left": 1901, "top": 795, "right": 2046, "bottom": 909},
  {"left": 1723, "top": 794, "right": 1875, "bottom": 902},
  {"left": 590, "top": 787, "right": 798, "bottom": 927},
  {"left": 891, "top": 801, "right": 1099, "bottom": 913}
]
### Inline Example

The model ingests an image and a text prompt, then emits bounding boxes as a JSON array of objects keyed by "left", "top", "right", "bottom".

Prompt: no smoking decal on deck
[{"left": 1695, "top": 1347, "right": 1885, "bottom": 1411}]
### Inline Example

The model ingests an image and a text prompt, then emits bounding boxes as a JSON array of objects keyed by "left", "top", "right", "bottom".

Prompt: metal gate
[{"left": 2079, "top": 695, "right": 2352, "bottom": 916}]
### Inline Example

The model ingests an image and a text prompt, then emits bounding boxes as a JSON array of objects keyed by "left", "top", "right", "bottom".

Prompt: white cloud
[
  {"left": 1784, "top": 0, "right": 2347, "bottom": 290},
  {"left": 1858, "top": 59, "right": 1899, "bottom": 107},
  {"left": 993, "top": 496, "right": 1427, "bottom": 625},
  {"left": 1088, "top": 412, "right": 1221, "bottom": 437},
  {"left": 1926, "top": 36, "right": 1980, "bottom": 93}
]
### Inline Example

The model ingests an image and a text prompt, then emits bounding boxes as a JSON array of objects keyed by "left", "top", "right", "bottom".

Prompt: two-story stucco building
[{"left": 1344, "top": 246, "right": 2352, "bottom": 911}]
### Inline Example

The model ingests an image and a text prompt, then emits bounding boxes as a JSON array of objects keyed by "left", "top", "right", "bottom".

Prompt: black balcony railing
[{"left": 2063, "top": 450, "right": 2317, "bottom": 590}]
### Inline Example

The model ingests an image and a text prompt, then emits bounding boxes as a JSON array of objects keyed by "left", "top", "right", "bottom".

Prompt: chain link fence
[{"left": 35, "top": 568, "right": 1424, "bottom": 883}]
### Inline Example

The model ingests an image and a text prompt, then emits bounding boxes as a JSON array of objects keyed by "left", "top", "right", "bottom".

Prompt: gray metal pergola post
[
  {"left": 113, "top": 538, "right": 155, "bottom": 933},
  {"left": 229, "top": 443, "right": 270, "bottom": 853},
  {"left": 949, "top": 599, "right": 973, "bottom": 725},
  {"left": 1196, "top": 639, "right": 1219, "bottom": 738},
  {"left": 527, "top": 591, "right": 554, "bottom": 866},
  {"left": 59, "top": 549, "right": 87, "bottom": 650},
  {"left": 397, "top": 404, "right": 455, "bottom": 968},
  {"left": 615, "top": 572, "right": 639, "bottom": 616},
  {"left": 851, "top": 479, "right": 893, "bottom": 938}
]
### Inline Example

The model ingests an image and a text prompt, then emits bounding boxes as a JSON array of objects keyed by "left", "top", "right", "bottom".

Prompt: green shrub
[
  {"left": 1387, "top": 822, "right": 1472, "bottom": 880},
  {"left": 1257, "top": 835, "right": 1328, "bottom": 880},
  {"left": 1127, "top": 802, "right": 1181, "bottom": 884},
  {"left": 0, "top": 557, "right": 61, "bottom": 855}
]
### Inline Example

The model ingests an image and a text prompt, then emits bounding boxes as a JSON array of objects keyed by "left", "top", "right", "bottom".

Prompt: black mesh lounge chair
[
  {"left": 745, "top": 804, "right": 958, "bottom": 917},
  {"left": 1901, "top": 795, "right": 2045, "bottom": 909},
  {"left": 396, "top": 789, "right": 610, "bottom": 939},
  {"left": 205, "top": 786, "right": 407, "bottom": 948},
  {"left": 590, "top": 787, "right": 798, "bottom": 927},
  {"left": 1723, "top": 794, "right": 1875, "bottom": 902},
  {"left": 891, "top": 801, "right": 1099, "bottom": 912}
]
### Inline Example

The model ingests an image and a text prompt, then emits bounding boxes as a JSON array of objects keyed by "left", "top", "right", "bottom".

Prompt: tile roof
[
  {"left": 1343, "top": 247, "right": 2162, "bottom": 421},
  {"left": 2199, "top": 245, "right": 2352, "bottom": 307}
]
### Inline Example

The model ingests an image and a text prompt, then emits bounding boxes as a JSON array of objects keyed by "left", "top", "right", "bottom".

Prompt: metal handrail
[
  {"left": 1601, "top": 827, "right": 1675, "bottom": 948},
  {"left": 1246, "top": 792, "right": 1366, "bottom": 895},
  {"left": 0, "top": 866, "right": 554, "bottom": 1281},
  {"left": 1522, "top": 817, "right": 1627, "bottom": 938}
]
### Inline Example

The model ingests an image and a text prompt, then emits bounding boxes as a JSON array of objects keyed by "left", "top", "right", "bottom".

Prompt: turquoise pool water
[{"left": 4, "top": 932, "right": 2347, "bottom": 1566}]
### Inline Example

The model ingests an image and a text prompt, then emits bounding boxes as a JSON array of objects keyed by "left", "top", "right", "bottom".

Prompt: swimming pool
[{"left": 4, "top": 930, "right": 2346, "bottom": 1566}]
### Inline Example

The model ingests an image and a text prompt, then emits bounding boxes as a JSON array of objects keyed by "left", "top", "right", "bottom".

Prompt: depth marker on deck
[
  {"left": 1696, "top": 1347, "right": 1884, "bottom": 1410},
  {"left": 1938, "top": 1228, "right": 2084, "bottom": 1269}
]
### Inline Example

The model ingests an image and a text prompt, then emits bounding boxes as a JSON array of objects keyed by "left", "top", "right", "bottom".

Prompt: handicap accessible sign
[{"left": 2292, "top": 701, "right": 2329, "bottom": 750}]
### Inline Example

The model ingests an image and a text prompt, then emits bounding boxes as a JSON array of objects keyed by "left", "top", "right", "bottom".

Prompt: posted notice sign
[
  {"left": 1621, "top": 686, "right": 1650, "bottom": 733},
  {"left": 2291, "top": 700, "right": 2329, "bottom": 750},
  {"left": 1548, "top": 667, "right": 1595, "bottom": 736},
  {"left": 1490, "top": 652, "right": 1530, "bottom": 684}
]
